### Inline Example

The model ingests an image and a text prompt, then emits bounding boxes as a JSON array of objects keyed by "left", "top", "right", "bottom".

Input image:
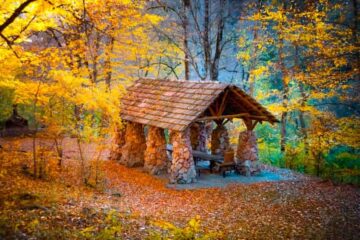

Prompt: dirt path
[{"left": 0, "top": 137, "right": 110, "bottom": 161}]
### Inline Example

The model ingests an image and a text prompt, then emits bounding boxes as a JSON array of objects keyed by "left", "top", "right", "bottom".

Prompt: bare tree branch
[{"left": 0, "top": 0, "right": 37, "bottom": 34}]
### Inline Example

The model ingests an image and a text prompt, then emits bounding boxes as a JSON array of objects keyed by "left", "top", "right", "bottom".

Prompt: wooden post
[
  {"left": 243, "top": 118, "right": 253, "bottom": 130},
  {"left": 243, "top": 118, "right": 260, "bottom": 131}
]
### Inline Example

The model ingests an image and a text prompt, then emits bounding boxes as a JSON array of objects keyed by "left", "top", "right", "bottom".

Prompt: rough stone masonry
[
  {"left": 190, "top": 122, "right": 207, "bottom": 152},
  {"left": 211, "top": 124, "right": 230, "bottom": 155},
  {"left": 236, "top": 130, "right": 260, "bottom": 175},
  {"left": 119, "top": 122, "right": 146, "bottom": 167},
  {"left": 109, "top": 124, "right": 126, "bottom": 161},
  {"left": 144, "top": 126, "right": 168, "bottom": 175},
  {"left": 170, "top": 128, "right": 197, "bottom": 184}
]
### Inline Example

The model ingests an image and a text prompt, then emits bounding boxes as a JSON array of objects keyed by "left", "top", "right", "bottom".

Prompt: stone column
[
  {"left": 190, "top": 122, "right": 207, "bottom": 152},
  {"left": 109, "top": 124, "right": 126, "bottom": 161},
  {"left": 144, "top": 126, "right": 168, "bottom": 175},
  {"left": 169, "top": 128, "right": 197, "bottom": 184},
  {"left": 197, "top": 122, "right": 207, "bottom": 152},
  {"left": 211, "top": 124, "right": 230, "bottom": 155},
  {"left": 236, "top": 130, "right": 260, "bottom": 176},
  {"left": 190, "top": 124, "right": 200, "bottom": 150},
  {"left": 205, "top": 122, "right": 213, "bottom": 148},
  {"left": 119, "top": 122, "right": 146, "bottom": 167}
]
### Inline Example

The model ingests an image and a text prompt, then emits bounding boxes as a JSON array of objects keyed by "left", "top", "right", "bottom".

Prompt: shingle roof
[{"left": 121, "top": 78, "right": 278, "bottom": 131}]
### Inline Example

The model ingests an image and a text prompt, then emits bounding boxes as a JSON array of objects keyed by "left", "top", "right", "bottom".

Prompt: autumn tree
[
  {"left": 149, "top": 0, "right": 243, "bottom": 81},
  {"left": 240, "top": 0, "right": 359, "bottom": 180},
  {"left": 0, "top": 0, "right": 165, "bottom": 181}
]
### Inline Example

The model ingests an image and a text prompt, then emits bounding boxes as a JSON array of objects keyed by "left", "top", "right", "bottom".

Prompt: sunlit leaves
[{"left": 239, "top": 0, "right": 359, "bottom": 179}]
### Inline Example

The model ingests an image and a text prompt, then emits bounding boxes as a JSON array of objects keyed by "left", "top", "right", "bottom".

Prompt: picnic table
[{"left": 166, "top": 144, "right": 223, "bottom": 173}]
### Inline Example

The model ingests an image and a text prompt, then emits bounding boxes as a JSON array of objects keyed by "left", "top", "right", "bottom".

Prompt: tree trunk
[
  {"left": 104, "top": 36, "right": 114, "bottom": 89},
  {"left": 91, "top": 32, "right": 101, "bottom": 83},
  {"left": 280, "top": 111, "right": 287, "bottom": 153},
  {"left": 278, "top": 4, "right": 288, "bottom": 154},
  {"left": 249, "top": 28, "right": 258, "bottom": 96},
  {"left": 0, "top": 0, "right": 36, "bottom": 34},
  {"left": 183, "top": 0, "right": 190, "bottom": 80},
  {"left": 203, "top": 0, "right": 211, "bottom": 79},
  {"left": 352, "top": 0, "right": 359, "bottom": 82},
  {"left": 294, "top": 45, "right": 309, "bottom": 155},
  {"left": 279, "top": 48, "right": 288, "bottom": 153},
  {"left": 32, "top": 82, "right": 41, "bottom": 178},
  {"left": 54, "top": 138, "right": 63, "bottom": 168},
  {"left": 248, "top": 0, "right": 262, "bottom": 96},
  {"left": 210, "top": 0, "right": 225, "bottom": 81},
  {"left": 298, "top": 83, "right": 309, "bottom": 153}
]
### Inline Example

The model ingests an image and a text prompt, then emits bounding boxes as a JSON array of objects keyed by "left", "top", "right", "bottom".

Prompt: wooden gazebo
[{"left": 112, "top": 78, "right": 278, "bottom": 184}]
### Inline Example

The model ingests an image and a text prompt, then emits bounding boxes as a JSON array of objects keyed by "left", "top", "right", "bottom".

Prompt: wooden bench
[
  {"left": 166, "top": 144, "right": 240, "bottom": 178},
  {"left": 218, "top": 162, "right": 238, "bottom": 177},
  {"left": 192, "top": 150, "right": 223, "bottom": 173},
  {"left": 218, "top": 149, "right": 238, "bottom": 178}
]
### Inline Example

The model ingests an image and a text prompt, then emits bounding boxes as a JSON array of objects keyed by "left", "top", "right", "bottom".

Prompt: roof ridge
[{"left": 139, "top": 77, "right": 229, "bottom": 85}]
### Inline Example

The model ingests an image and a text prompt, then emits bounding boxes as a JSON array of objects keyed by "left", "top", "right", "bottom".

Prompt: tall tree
[
  {"left": 0, "top": 0, "right": 165, "bottom": 180},
  {"left": 150, "top": 0, "right": 242, "bottom": 81},
  {"left": 240, "top": 0, "right": 359, "bottom": 174}
]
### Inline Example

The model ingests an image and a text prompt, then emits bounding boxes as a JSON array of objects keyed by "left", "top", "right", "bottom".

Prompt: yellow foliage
[
  {"left": 267, "top": 103, "right": 287, "bottom": 114},
  {"left": 251, "top": 66, "right": 268, "bottom": 78},
  {"left": 238, "top": 52, "right": 251, "bottom": 62},
  {"left": 0, "top": 0, "right": 167, "bottom": 146}
]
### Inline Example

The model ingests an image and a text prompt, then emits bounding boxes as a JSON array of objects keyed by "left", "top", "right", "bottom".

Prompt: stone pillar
[
  {"left": 144, "top": 126, "right": 168, "bottom": 175},
  {"left": 197, "top": 122, "right": 207, "bottom": 152},
  {"left": 211, "top": 124, "right": 230, "bottom": 155},
  {"left": 119, "top": 122, "right": 146, "bottom": 167},
  {"left": 190, "top": 122, "right": 207, "bottom": 152},
  {"left": 205, "top": 122, "right": 213, "bottom": 147},
  {"left": 169, "top": 128, "right": 197, "bottom": 184},
  {"left": 109, "top": 124, "right": 126, "bottom": 161},
  {"left": 236, "top": 130, "right": 260, "bottom": 176},
  {"left": 190, "top": 124, "right": 200, "bottom": 150}
]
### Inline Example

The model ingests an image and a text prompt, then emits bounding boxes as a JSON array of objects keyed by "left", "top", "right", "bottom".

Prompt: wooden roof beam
[
  {"left": 218, "top": 90, "right": 229, "bottom": 116},
  {"left": 195, "top": 113, "right": 268, "bottom": 122},
  {"left": 229, "top": 86, "right": 277, "bottom": 123},
  {"left": 232, "top": 87, "right": 279, "bottom": 123},
  {"left": 229, "top": 87, "right": 263, "bottom": 115}
]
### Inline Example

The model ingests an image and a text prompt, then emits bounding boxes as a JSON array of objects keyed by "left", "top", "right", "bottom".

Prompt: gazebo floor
[{"left": 163, "top": 162, "right": 303, "bottom": 190}]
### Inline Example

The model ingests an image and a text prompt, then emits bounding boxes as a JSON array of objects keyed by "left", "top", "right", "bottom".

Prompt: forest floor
[{"left": 0, "top": 137, "right": 359, "bottom": 239}]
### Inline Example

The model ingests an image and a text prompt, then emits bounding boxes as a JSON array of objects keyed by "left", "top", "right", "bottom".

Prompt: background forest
[{"left": 0, "top": 0, "right": 359, "bottom": 185}]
